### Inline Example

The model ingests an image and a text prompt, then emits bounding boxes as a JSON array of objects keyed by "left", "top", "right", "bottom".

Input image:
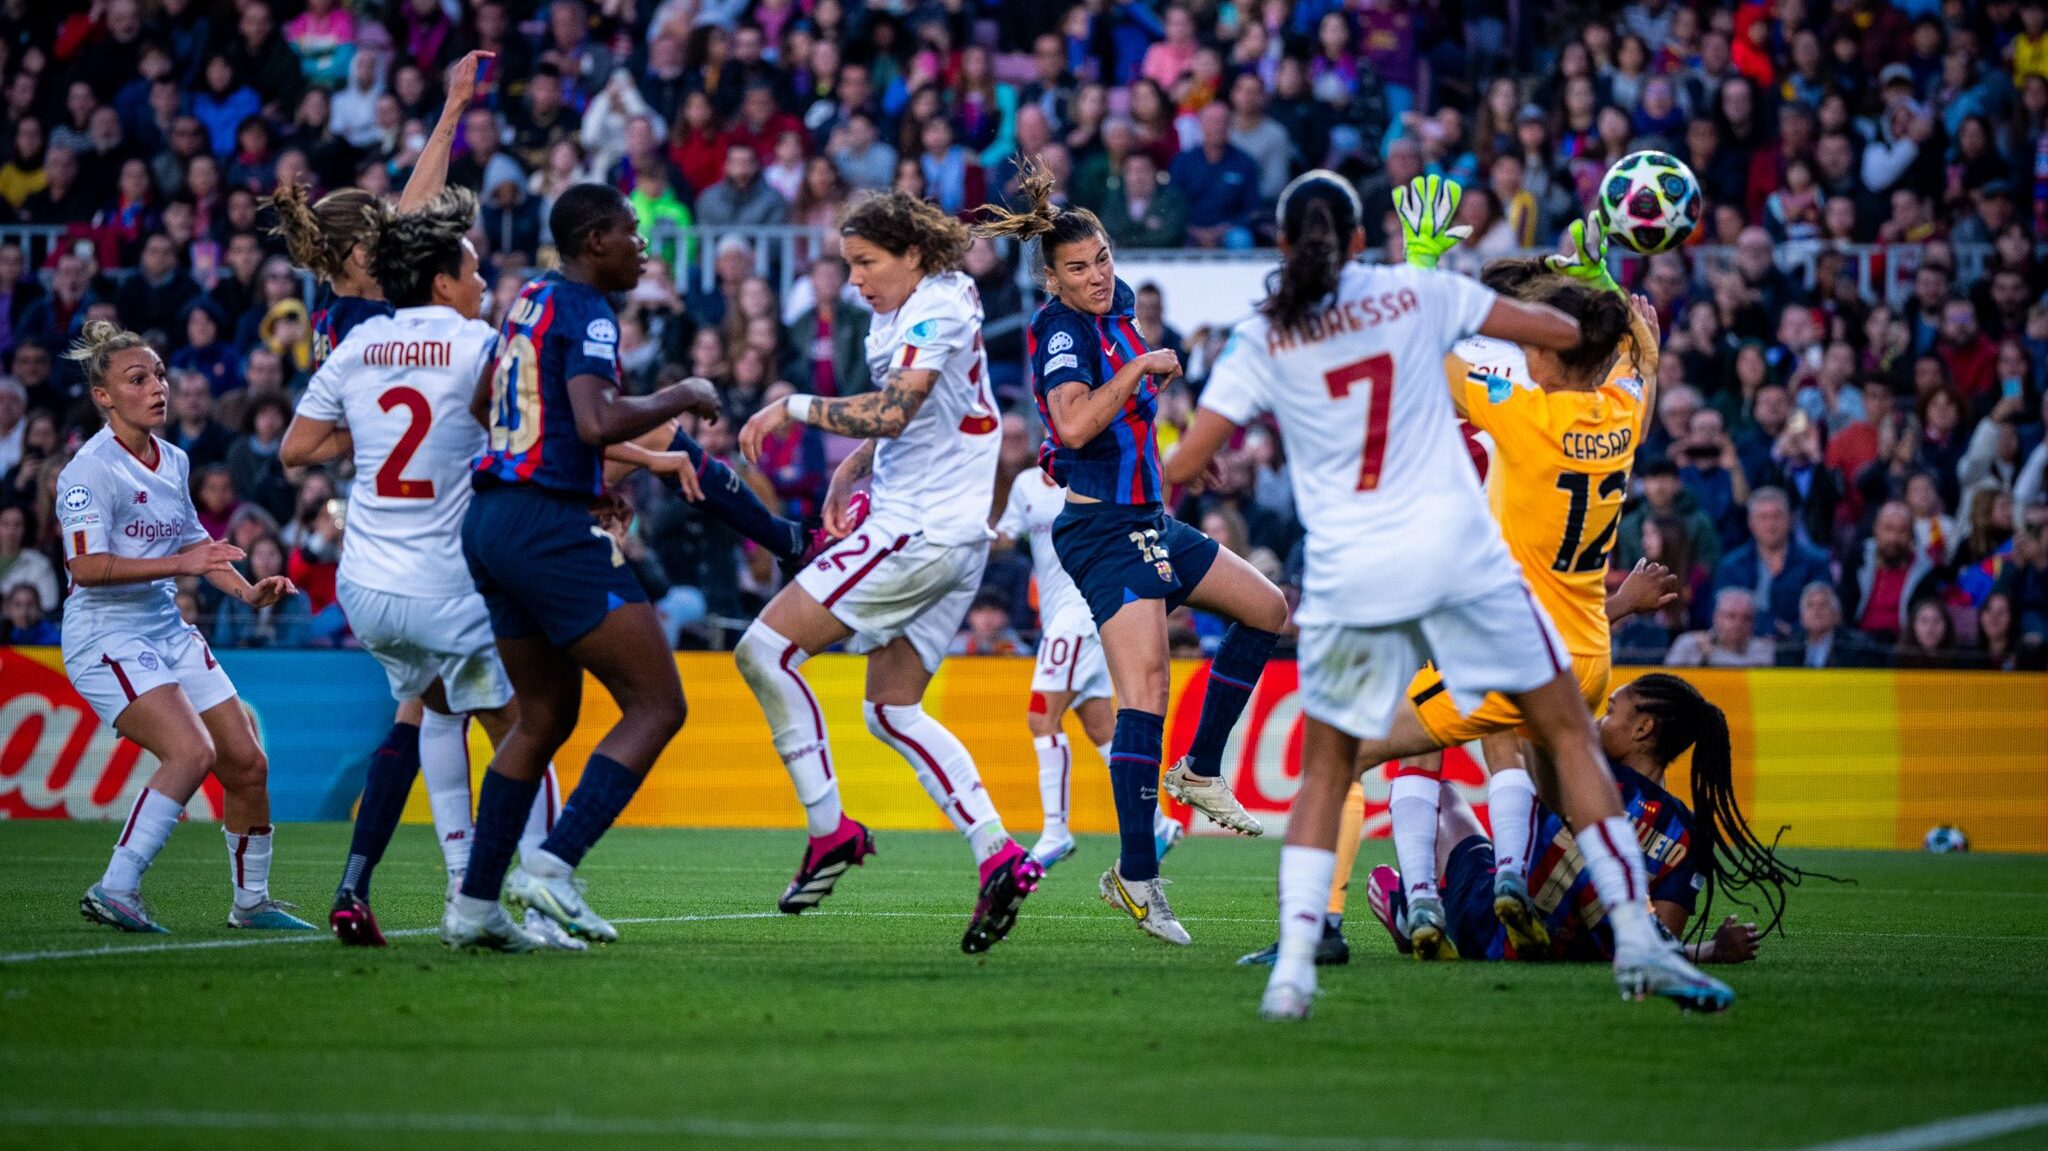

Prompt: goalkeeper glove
[
  {"left": 1544, "top": 212, "right": 1623, "bottom": 295},
  {"left": 1392, "top": 174, "right": 1471, "bottom": 270}
]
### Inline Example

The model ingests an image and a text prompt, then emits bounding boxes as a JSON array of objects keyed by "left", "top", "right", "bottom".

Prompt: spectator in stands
[
  {"left": 227, "top": 394, "right": 295, "bottom": 525},
  {"left": 949, "top": 592, "right": 1030, "bottom": 657},
  {"left": 1904, "top": 470, "right": 1960, "bottom": 565},
  {"left": 2, "top": 408, "right": 57, "bottom": 509},
  {"left": 7, "top": 339, "right": 57, "bottom": 416},
  {"left": 115, "top": 234, "right": 201, "bottom": 342},
  {"left": 21, "top": 146, "right": 92, "bottom": 224},
  {"left": 0, "top": 115, "right": 47, "bottom": 212},
  {"left": 165, "top": 371, "right": 234, "bottom": 468},
  {"left": 170, "top": 302, "right": 237, "bottom": 397},
  {"left": 212, "top": 534, "right": 310, "bottom": 648},
  {"left": 1228, "top": 72, "right": 1294, "bottom": 203},
  {"left": 783, "top": 258, "right": 866, "bottom": 399},
  {"left": 1665, "top": 587, "right": 1777, "bottom": 667},
  {"left": 1843, "top": 500, "right": 1939, "bottom": 643},
  {"left": 3, "top": 582, "right": 57, "bottom": 645},
  {"left": 1892, "top": 598, "right": 1973, "bottom": 668},
  {"left": 0, "top": 503, "right": 57, "bottom": 614},
  {"left": 1713, "top": 487, "right": 1835, "bottom": 639},
  {"left": 1977, "top": 590, "right": 2024, "bottom": 670},
  {"left": 0, "top": 377, "right": 23, "bottom": 479},
  {"left": 696, "top": 142, "right": 788, "bottom": 228},
  {"left": 1778, "top": 582, "right": 1882, "bottom": 668},
  {"left": 828, "top": 110, "right": 894, "bottom": 194},
  {"left": 1169, "top": 103, "right": 1261, "bottom": 249},
  {"left": 1100, "top": 151, "right": 1187, "bottom": 250},
  {"left": 1678, "top": 406, "right": 1753, "bottom": 553},
  {"left": 1619, "top": 457, "right": 1724, "bottom": 575}
]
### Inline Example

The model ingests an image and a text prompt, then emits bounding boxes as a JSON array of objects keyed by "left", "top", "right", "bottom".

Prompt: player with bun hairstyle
[
  {"left": 733, "top": 190, "right": 1046, "bottom": 954},
  {"left": 60, "top": 322, "right": 312, "bottom": 934},
  {"left": 976, "top": 159, "right": 1288, "bottom": 948},
  {"left": 1166, "top": 172, "right": 1732, "bottom": 1019}
]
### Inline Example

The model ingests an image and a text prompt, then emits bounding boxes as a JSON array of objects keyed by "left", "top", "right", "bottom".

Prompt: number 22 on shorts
[{"left": 1129, "top": 528, "right": 1174, "bottom": 582}]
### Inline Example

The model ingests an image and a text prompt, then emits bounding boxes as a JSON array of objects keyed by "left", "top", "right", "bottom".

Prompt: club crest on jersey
[
  {"left": 1615, "top": 376, "right": 1646, "bottom": 401},
  {"left": 586, "top": 318, "right": 618, "bottom": 344},
  {"left": 60, "top": 485, "right": 92, "bottom": 513},
  {"left": 136, "top": 651, "right": 159, "bottom": 671},
  {"left": 906, "top": 318, "right": 941, "bottom": 347},
  {"left": 1046, "top": 330, "right": 1073, "bottom": 355},
  {"left": 1485, "top": 375, "right": 1514, "bottom": 405}
]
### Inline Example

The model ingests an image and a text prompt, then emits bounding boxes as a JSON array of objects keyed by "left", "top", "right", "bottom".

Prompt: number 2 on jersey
[
  {"left": 375, "top": 387, "right": 435, "bottom": 500},
  {"left": 1324, "top": 354, "right": 1394, "bottom": 490},
  {"left": 1552, "top": 470, "right": 1627, "bottom": 572}
]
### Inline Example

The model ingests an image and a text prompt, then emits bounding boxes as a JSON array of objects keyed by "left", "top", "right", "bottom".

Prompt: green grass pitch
[{"left": 3, "top": 821, "right": 2046, "bottom": 1150}]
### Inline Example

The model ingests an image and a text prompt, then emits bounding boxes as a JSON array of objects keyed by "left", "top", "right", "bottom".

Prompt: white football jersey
[
  {"left": 995, "top": 467, "right": 1091, "bottom": 637},
  {"left": 56, "top": 429, "right": 210, "bottom": 643},
  {"left": 863, "top": 270, "right": 1000, "bottom": 547},
  {"left": 297, "top": 305, "right": 497, "bottom": 598},
  {"left": 1201, "top": 262, "right": 1517, "bottom": 626}
]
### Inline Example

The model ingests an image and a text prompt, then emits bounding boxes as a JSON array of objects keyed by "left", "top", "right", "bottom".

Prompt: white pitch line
[
  {"left": 0, "top": 909, "right": 1284, "bottom": 966},
  {"left": 1794, "top": 1103, "right": 2048, "bottom": 1151},
  {"left": 0, "top": 1105, "right": 1701, "bottom": 1151}
]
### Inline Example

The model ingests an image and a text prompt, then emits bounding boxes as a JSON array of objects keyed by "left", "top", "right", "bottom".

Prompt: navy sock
[
  {"left": 666, "top": 430, "right": 806, "bottom": 560},
  {"left": 340, "top": 722, "right": 420, "bottom": 901},
  {"left": 1109, "top": 709, "right": 1166, "bottom": 882},
  {"left": 540, "top": 754, "right": 645, "bottom": 868},
  {"left": 459, "top": 771, "right": 542, "bottom": 902},
  {"left": 1186, "top": 625, "right": 1279, "bottom": 777}
]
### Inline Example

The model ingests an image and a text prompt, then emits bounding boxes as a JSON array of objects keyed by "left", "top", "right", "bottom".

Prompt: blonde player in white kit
[
  {"left": 60, "top": 322, "right": 315, "bottom": 934},
  {"left": 994, "top": 465, "right": 1182, "bottom": 868},
  {"left": 281, "top": 189, "right": 592, "bottom": 951},
  {"left": 737, "top": 192, "right": 1044, "bottom": 954},
  {"left": 1164, "top": 173, "right": 1733, "bottom": 1020}
]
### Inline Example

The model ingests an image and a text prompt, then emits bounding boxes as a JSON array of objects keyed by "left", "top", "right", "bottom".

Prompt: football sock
[
  {"left": 1327, "top": 779, "right": 1366, "bottom": 916},
  {"left": 864, "top": 702, "right": 1007, "bottom": 863},
  {"left": 418, "top": 710, "right": 474, "bottom": 880},
  {"left": 1033, "top": 733, "right": 1071, "bottom": 838},
  {"left": 1389, "top": 768, "right": 1444, "bottom": 903},
  {"left": 1094, "top": 740, "right": 1114, "bottom": 766},
  {"left": 666, "top": 429, "right": 806, "bottom": 560},
  {"left": 1576, "top": 814, "right": 1662, "bottom": 954},
  {"left": 102, "top": 787, "right": 183, "bottom": 895},
  {"left": 1488, "top": 767, "right": 1540, "bottom": 878},
  {"left": 340, "top": 720, "right": 421, "bottom": 900},
  {"left": 1276, "top": 845, "right": 1337, "bottom": 990},
  {"left": 1109, "top": 708, "right": 1165, "bottom": 882},
  {"left": 519, "top": 763, "right": 562, "bottom": 864},
  {"left": 459, "top": 770, "right": 541, "bottom": 902},
  {"left": 541, "top": 753, "right": 644, "bottom": 868},
  {"left": 735, "top": 621, "right": 842, "bottom": 837},
  {"left": 1184, "top": 625, "right": 1278, "bottom": 776},
  {"left": 226, "top": 825, "right": 274, "bottom": 910}
]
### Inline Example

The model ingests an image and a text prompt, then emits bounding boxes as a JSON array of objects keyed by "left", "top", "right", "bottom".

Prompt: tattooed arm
[{"left": 738, "top": 368, "right": 938, "bottom": 463}]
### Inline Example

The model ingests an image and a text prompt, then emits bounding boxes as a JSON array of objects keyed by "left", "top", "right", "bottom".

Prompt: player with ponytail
[
  {"left": 58, "top": 321, "right": 310, "bottom": 934},
  {"left": 981, "top": 158, "right": 1290, "bottom": 949}
]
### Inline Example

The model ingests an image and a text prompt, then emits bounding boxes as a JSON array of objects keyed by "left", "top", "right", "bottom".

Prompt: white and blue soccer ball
[
  {"left": 1922, "top": 825, "right": 1970, "bottom": 854},
  {"left": 1596, "top": 150, "right": 1702, "bottom": 255}
]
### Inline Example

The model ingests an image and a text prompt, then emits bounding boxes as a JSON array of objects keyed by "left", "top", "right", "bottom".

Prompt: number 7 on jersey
[{"left": 1324, "top": 353, "right": 1394, "bottom": 491}]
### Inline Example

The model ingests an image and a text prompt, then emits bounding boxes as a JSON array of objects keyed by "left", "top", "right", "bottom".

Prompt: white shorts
[
  {"left": 65, "top": 624, "right": 236, "bottom": 728},
  {"left": 339, "top": 578, "right": 512, "bottom": 714},
  {"left": 1030, "top": 628, "right": 1112, "bottom": 702},
  {"left": 795, "top": 521, "right": 988, "bottom": 674},
  {"left": 1296, "top": 581, "right": 1568, "bottom": 740}
]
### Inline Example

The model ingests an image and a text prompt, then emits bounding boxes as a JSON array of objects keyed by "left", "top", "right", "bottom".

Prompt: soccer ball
[
  {"left": 1596, "top": 151, "right": 1702, "bottom": 255},
  {"left": 1923, "top": 825, "right": 1970, "bottom": 854}
]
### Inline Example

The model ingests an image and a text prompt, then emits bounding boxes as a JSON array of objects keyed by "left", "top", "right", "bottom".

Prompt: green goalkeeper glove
[
  {"left": 1392, "top": 174, "right": 1472, "bottom": 270},
  {"left": 1544, "top": 212, "right": 1623, "bottom": 295}
]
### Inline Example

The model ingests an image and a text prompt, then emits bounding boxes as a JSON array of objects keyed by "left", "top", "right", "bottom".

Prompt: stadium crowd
[{"left": 0, "top": 0, "right": 2044, "bottom": 671}]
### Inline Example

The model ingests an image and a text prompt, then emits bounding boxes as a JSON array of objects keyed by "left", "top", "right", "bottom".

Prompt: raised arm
[
  {"left": 1477, "top": 297, "right": 1580, "bottom": 352},
  {"left": 398, "top": 51, "right": 493, "bottom": 212}
]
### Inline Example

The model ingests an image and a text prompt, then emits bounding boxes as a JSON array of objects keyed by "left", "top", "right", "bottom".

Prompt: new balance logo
[{"left": 132, "top": 491, "right": 148, "bottom": 504}]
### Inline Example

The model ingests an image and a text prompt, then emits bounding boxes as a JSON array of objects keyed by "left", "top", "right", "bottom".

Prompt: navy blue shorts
[
  {"left": 1441, "top": 834, "right": 1508, "bottom": 961},
  {"left": 461, "top": 482, "right": 646, "bottom": 647},
  {"left": 1051, "top": 501, "right": 1221, "bottom": 629}
]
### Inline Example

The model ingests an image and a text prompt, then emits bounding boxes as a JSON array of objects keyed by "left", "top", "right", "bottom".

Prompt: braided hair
[{"left": 1623, "top": 673, "right": 1845, "bottom": 942}]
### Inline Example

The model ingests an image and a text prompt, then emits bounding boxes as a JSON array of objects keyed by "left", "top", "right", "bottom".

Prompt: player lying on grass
[
  {"left": 1364, "top": 673, "right": 1831, "bottom": 967},
  {"left": 1169, "top": 172, "right": 1732, "bottom": 1018},
  {"left": 63, "top": 321, "right": 312, "bottom": 934},
  {"left": 993, "top": 464, "right": 1183, "bottom": 871},
  {"left": 733, "top": 191, "right": 1044, "bottom": 955}
]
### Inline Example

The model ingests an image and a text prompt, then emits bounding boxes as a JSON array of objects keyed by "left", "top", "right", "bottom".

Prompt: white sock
[
  {"left": 1388, "top": 773, "right": 1443, "bottom": 903},
  {"left": 523, "top": 846, "right": 572, "bottom": 879},
  {"left": 226, "top": 826, "right": 274, "bottom": 910},
  {"left": 736, "top": 621, "right": 842, "bottom": 837},
  {"left": 418, "top": 709, "right": 474, "bottom": 877},
  {"left": 1094, "top": 740, "right": 1114, "bottom": 765},
  {"left": 864, "top": 701, "right": 1007, "bottom": 863},
  {"left": 450, "top": 892, "right": 497, "bottom": 920},
  {"left": 1034, "top": 733, "right": 1071, "bottom": 838},
  {"left": 519, "top": 763, "right": 562, "bottom": 865},
  {"left": 1275, "top": 845, "right": 1336, "bottom": 991},
  {"left": 1576, "top": 815, "right": 1662, "bottom": 954},
  {"left": 101, "top": 787, "right": 184, "bottom": 894},
  {"left": 1488, "top": 767, "right": 1540, "bottom": 878}
]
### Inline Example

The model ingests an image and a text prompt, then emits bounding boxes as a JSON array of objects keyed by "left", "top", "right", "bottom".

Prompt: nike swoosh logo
[{"left": 1114, "top": 877, "right": 1148, "bottom": 921}]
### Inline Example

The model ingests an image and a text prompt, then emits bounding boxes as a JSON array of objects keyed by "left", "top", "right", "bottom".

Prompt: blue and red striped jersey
[
  {"left": 1028, "top": 279, "right": 1163, "bottom": 506},
  {"left": 1525, "top": 764, "right": 1700, "bottom": 961},
  {"left": 310, "top": 290, "right": 394, "bottom": 367},
  {"left": 473, "top": 271, "right": 621, "bottom": 497}
]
